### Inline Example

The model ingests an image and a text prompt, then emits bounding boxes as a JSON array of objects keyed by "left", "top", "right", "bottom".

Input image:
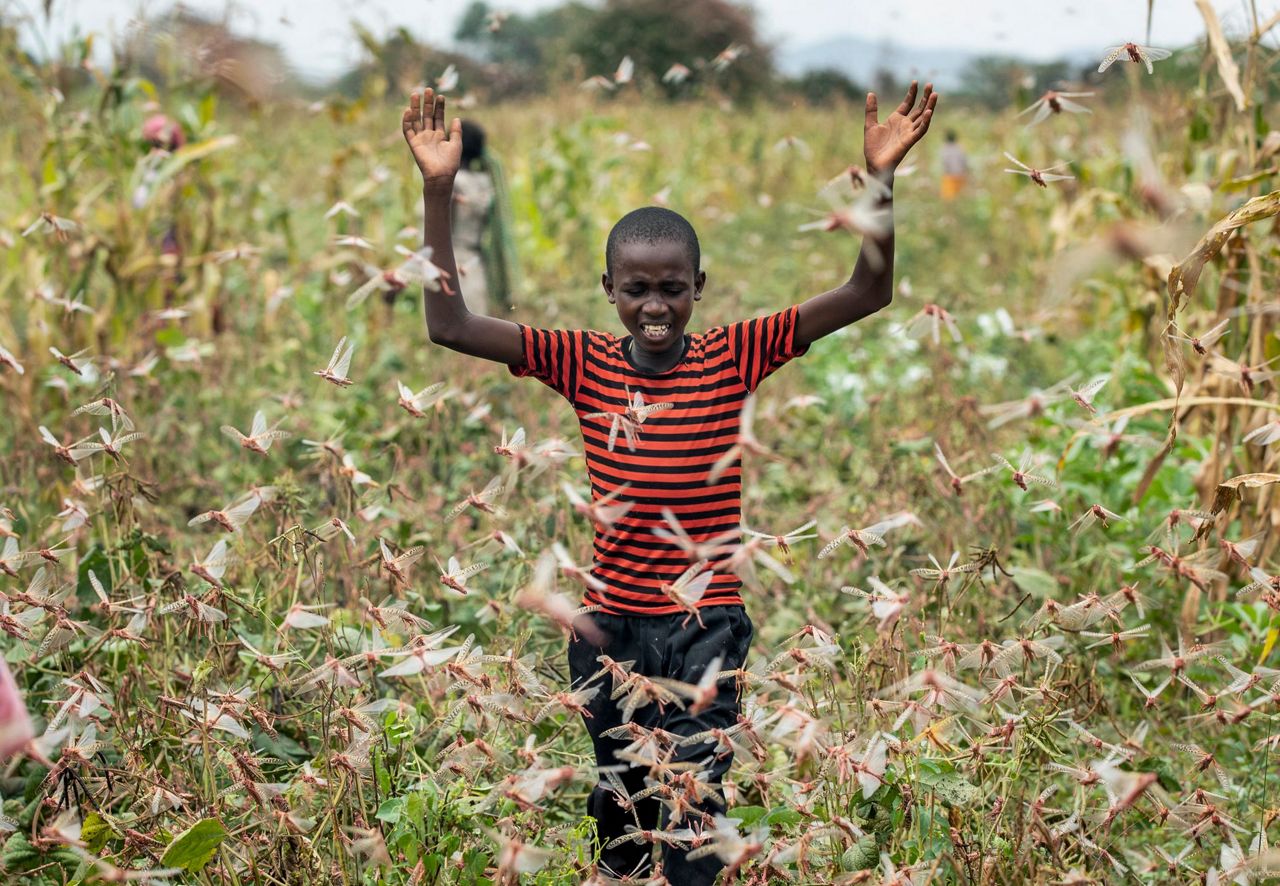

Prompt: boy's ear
[
  {"left": 694, "top": 270, "right": 706, "bottom": 299},
  {"left": 602, "top": 273, "right": 614, "bottom": 302}
]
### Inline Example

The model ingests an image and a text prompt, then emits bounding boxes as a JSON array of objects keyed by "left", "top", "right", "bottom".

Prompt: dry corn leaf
[
  {"left": 1195, "top": 0, "right": 1247, "bottom": 112},
  {"left": 1209, "top": 472, "right": 1280, "bottom": 515}
]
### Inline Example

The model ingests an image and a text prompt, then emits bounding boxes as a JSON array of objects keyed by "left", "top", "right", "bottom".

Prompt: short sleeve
[
  {"left": 725, "top": 304, "right": 810, "bottom": 393},
  {"left": 506, "top": 325, "right": 585, "bottom": 402}
]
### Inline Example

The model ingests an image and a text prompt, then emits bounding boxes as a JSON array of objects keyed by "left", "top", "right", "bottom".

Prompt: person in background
[
  {"left": 451, "top": 120, "right": 517, "bottom": 316},
  {"left": 142, "top": 113, "right": 186, "bottom": 151},
  {"left": 939, "top": 129, "right": 969, "bottom": 201},
  {"left": 138, "top": 111, "right": 188, "bottom": 311}
]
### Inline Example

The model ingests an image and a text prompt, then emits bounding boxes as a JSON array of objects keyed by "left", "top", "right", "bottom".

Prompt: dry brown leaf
[
  {"left": 1209, "top": 472, "right": 1280, "bottom": 514},
  {"left": 1168, "top": 189, "right": 1280, "bottom": 315},
  {"left": 1195, "top": 0, "right": 1247, "bottom": 112}
]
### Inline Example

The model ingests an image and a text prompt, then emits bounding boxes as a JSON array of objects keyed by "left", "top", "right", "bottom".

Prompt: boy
[{"left": 401, "top": 83, "right": 936, "bottom": 883}]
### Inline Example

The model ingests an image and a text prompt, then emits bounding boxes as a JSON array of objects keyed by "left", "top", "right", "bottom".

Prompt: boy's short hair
[{"left": 605, "top": 207, "right": 700, "bottom": 277}]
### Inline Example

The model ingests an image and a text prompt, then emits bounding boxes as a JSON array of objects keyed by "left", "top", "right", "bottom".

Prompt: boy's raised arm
[
  {"left": 402, "top": 89, "right": 525, "bottom": 366},
  {"left": 793, "top": 81, "right": 937, "bottom": 349}
]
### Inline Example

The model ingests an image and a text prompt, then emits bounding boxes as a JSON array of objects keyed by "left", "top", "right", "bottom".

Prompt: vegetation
[{"left": 1, "top": 4, "right": 1279, "bottom": 885}]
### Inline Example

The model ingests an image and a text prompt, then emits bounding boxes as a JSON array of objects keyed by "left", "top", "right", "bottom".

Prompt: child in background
[
  {"left": 940, "top": 129, "right": 969, "bottom": 201},
  {"left": 402, "top": 82, "right": 936, "bottom": 883},
  {"left": 451, "top": 120, "right": 517, "bottom": 316}
]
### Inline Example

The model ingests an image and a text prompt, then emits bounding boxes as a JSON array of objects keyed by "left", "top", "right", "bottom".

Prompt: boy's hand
[
  {"left": 863, "top": 81, "right": 937, "bottom": 177},
  {"left": 402, "top": 88, "right": 462, "bottom": 195}
]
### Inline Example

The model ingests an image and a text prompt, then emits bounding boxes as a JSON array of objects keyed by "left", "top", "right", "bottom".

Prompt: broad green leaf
[
  {"left": 929, "top": 772, "right": 983, "bottom": 808},
  {"left": 155, "top": 327, "right": 186, "bottom": 349},
  {"left": 841, "top": 838, "right": 878, "bottom": 871},
  {"left": 160, "top": 818, "right": 227, "bottom": 872},
  {"left": 2, "top": 831, "right": 38, "bottom": 868},
  {"left": 1007, "top": 566, "right": 1058, "bottom": 599},
  {"left": 726, "top": 805, "right": 766, "bottom": 827},
  {"left": 764, "top": 807, "right": 803, "bottom": 826},
  {"left": 376, "top": 797, "right": 403, "bottom": 825},
  {"left": 81, "top": 812, "right": 114, "bottom": 854}
]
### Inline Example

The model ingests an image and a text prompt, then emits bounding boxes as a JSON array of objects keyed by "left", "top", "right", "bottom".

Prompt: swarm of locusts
[{"left": 2, "top": 17, "right": 1280, "bottom": 886}]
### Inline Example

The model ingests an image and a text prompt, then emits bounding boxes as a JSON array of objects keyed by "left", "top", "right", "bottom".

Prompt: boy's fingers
[
  {"left": 895, "top": 81, "right": 917, "bottom": 116},
  {"left": 909, "top": 85, "right": 932, "bottom": 120},
  {"left": 402, "top": 106, "right": 415, "bottom": 139},
  {"left": 407, "top": 92, "right": 422, "bottom": 132},
  {"left": 864, "top": 92, "right": 878, "bottom": 127},
  {"left": 433, "top": 94, "right": 446, "bottom": 132},
  {"left": 451, "top": 117, "right": 463, "bottom": 141}
]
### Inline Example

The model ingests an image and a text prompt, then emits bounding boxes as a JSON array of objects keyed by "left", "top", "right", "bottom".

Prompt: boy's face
[{"left": 603, "top": 239, "right": 704, "bottom": 355}]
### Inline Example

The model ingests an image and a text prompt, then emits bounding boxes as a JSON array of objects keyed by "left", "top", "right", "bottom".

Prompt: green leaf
[
  {"left": 155, "top": 326, "right": 186, "bottom": 349},
  {"left": 199, "top": 92, "right": 218, "bottom": 128},
  {"left": 405, "top": 791, "right": 427, "bottom": 829},
  {"left": 76, "top": 545, "right": 110, "bottom": 603},
  {"left": 253, "top": 728, "right": 309, "bottom": 762},
  {"left": 841, "top": 837, "right": 878, "bottom": 871},
  {"left": 375, "top": 754, "right": 392, "bottom": 795},
  {"left": 891, "top": 437, "right": 934, "bottom": 455},
  {"left": 376, "top": 797, "right": 403, "bottom": 825},
  {"left": 1133, "top": 757, "right": 1181, "bottom": 794},
  {"left": 929, "top": 772, "right": 983, "bottom": 809},
  {"left": 726, "top": 805, "right": 766, "bottom": 827},
  {"left": 132, "top": 77, "right": 158, "bottom": 102},
  {"left": 2, "top": 831, "right": 38, "bottom": 868},
  {"left": 160, "top": 818, "right": 227, "bottom": 872},
  {"left": 764, "top": 807, "right": 803, "bottom": 826},
  {"left": 1189, "top": 109, "right": 1210, "bottom": 142},
  {"left": 914, "top": 757, "right": 953, "bottom": 786},
  {"left": 1007, "top": 566, "right": 1058, "bottom": 599},
  {"left": 80, "top": 812, "right": 114, "bottom": 854}
]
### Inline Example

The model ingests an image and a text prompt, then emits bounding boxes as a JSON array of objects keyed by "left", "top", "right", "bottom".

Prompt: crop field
[{"left": 1, "top": 13, "right": 1280, "bottom": 886}]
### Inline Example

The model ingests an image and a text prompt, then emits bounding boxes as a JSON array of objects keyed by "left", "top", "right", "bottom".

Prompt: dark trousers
[{"left": 568, "top": 605, "right": 754, "bottom": 884}]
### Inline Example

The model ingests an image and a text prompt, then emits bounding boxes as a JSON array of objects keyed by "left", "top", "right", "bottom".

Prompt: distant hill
[{"left": 777, "top": 35, "right": 1098, "bottom": 91}]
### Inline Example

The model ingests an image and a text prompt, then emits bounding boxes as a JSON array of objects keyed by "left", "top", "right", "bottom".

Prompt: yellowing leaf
[{"left": 1260, "top": 628, "right": 1279, "bottom": 667}]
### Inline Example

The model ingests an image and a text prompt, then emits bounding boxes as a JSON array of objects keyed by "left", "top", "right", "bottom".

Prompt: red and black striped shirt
[{"left": 508, "top": 304, "right": 810, "bottom": 616}]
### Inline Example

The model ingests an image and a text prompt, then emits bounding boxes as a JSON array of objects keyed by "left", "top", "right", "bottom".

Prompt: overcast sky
[{"left": 8, "top": 0, "right": 1271, "bottom": 82}]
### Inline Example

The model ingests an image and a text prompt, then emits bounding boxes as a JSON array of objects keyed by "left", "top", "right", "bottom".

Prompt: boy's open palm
[
  {"left": 402, "top": 89, "right": 462, "bottom": 191},
  {"left": 864, "top": 81, "right": 937, "bottom": 176}
]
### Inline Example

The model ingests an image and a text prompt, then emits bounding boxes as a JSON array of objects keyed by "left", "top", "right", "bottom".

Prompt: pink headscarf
[
  {"left": 142, "top": 114, "right": 187, "bottom": 151},
  {"left": 0, "top": 659, "right": 34, "bottom": 761}
]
